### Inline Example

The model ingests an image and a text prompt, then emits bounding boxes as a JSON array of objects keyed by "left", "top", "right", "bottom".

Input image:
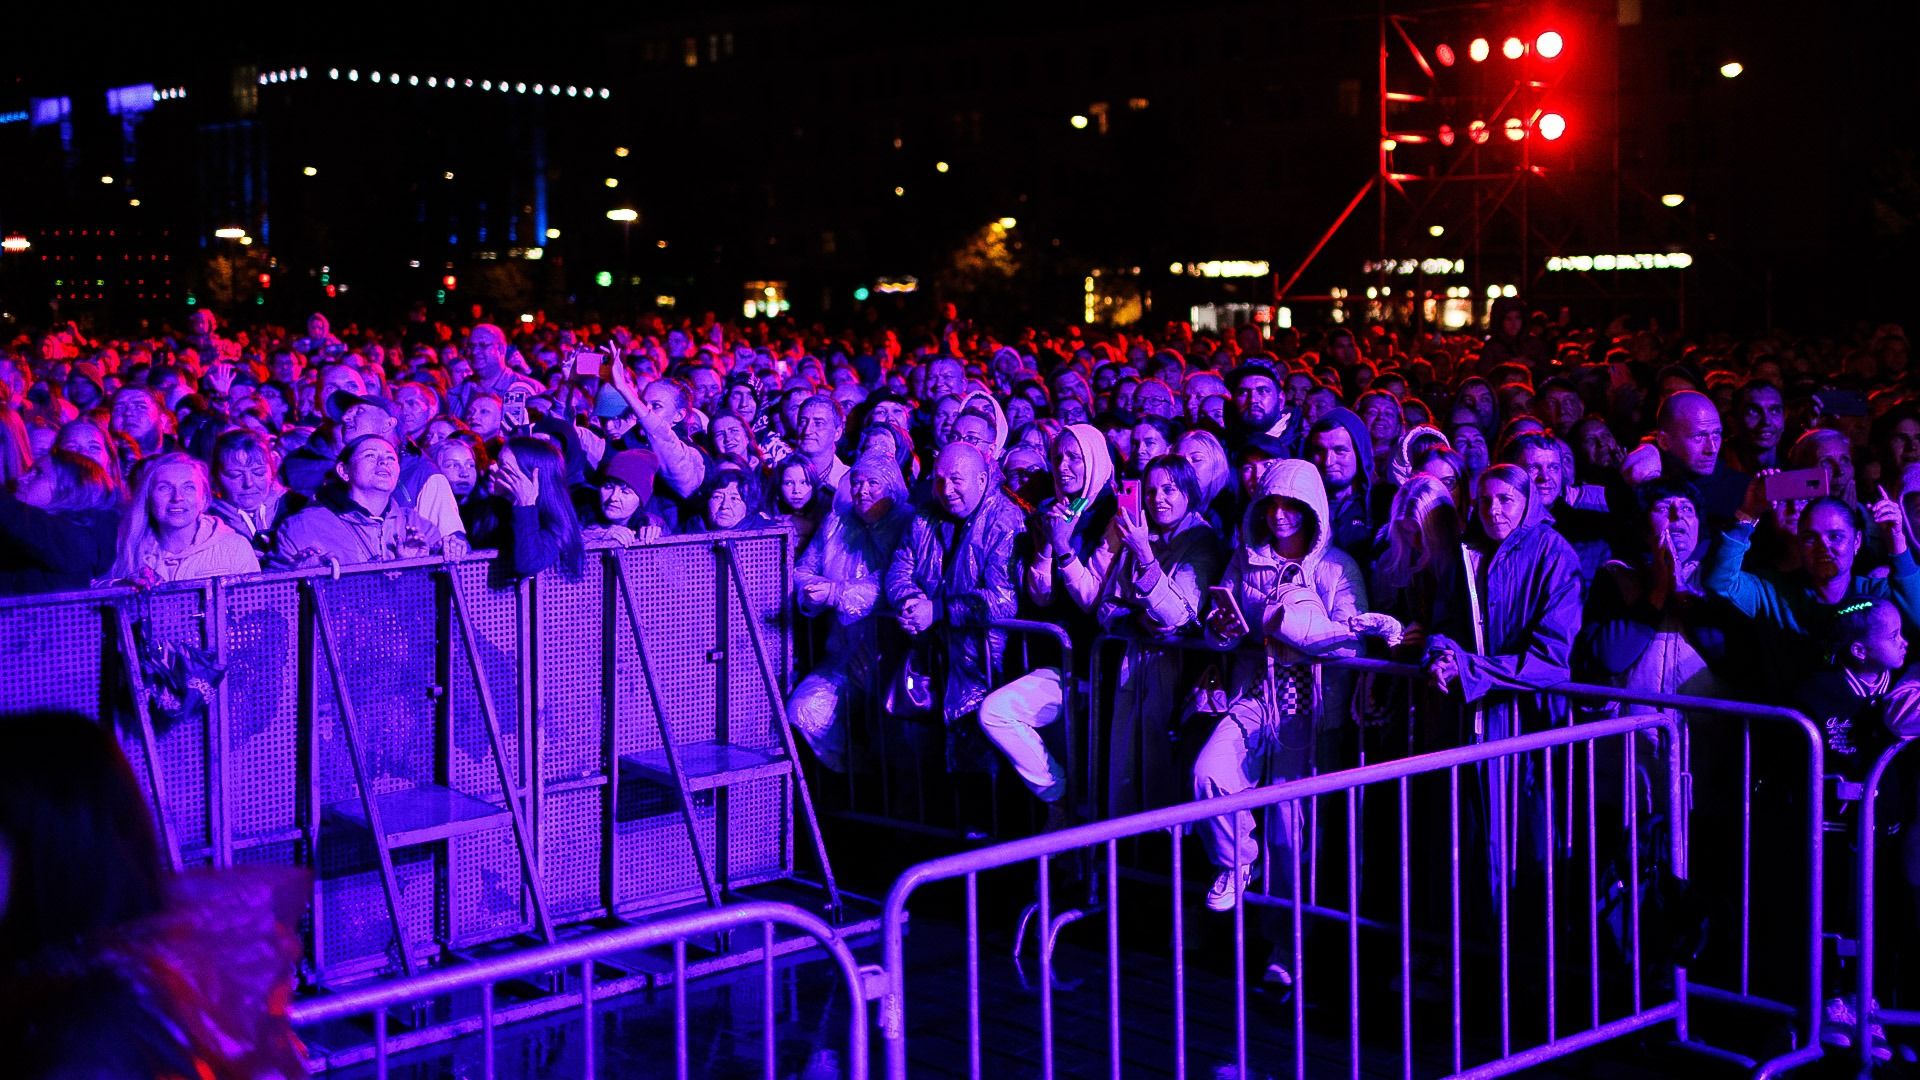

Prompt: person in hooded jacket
[
  {"left": 1194, "top": 459, "right": 1383, "bottom": 914},
  {"left": 976, "top": 424, "right": 1116, "bottom": 808},
  {"left": 1095, "top": 455, "right": 1225, "bottom": 816},
  {"left": 1423, "top": 463, "right": 1582, "bottom": 906},
  {"left": 1307, "top": 409, "right": 1391, "bottom": 570},
  {"left": 788, "top": 450, "right": 913, "bottom": 772},
  {"left": 886, "top": 442, "right": 1024, "bottom": 764}
]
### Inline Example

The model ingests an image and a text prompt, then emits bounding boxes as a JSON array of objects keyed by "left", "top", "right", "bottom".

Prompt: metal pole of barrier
[
  {"left": 481, "top": 981, "right": 496, "bottom": 1079},
  {"left": 1497, "top": 753, "right": 1512, "bottom": 1058},
  {"left": 374, "top": 1007, "right": 388, "bottom": 1080},
  {"left": 967, "top": 872, "right": 981, "bottom": 1080},
  {"left": 112, "top": 602, "right": 186, "bottom": 873},
  {"left": 1167, "top": 827, "right": 1188, "bottom": 1075},
  {"left": 1399, "top": 777, "right": 1413, "bottom": 1080},
  {"left": 674, "top": 937, "right": 689, "bottom": 1080},
  {"left": 1667, "top": 716, "right": 1691, "bottom": 1045},
  {"left": 580, "top": 958, "right": 596, "bottom": 1078},
  {"left": 763, "top": 922, "right": 777, "bottom": 1080},
  {"left": 1039, "top": 854, "right": 1055, "bottom": 1080},
  {"left": 1586, "top": 740, "right": 1600, "bottom": 1030},
  {"left": 1449, "top": 765, "right": 1464, "bottom": 1075},
  {"left": 1347, "top": 786, "right": 1361, "bottom": 1080},
  {"left": 1106, "top": 838, "right": 1121, "bottom": 1080},
  {"left": 1545, "top": 745, "right": 1558, "bottom": 1042},
  {"left": 1626, "top": 731, "right": 1643, "bottom": 1015},
  {"left": 1233, "top": 840, "right": 1247, "bottom": 1080},
  {"left": 1292, "top": 803, "right": 1306, "bottom": 1080},
  {"left": 1742, "top": 720, "right": 1752, "bottom": 997}
]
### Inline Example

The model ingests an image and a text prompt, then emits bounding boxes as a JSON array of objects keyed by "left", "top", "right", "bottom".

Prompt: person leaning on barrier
[
  {"left": 103, "top": 453, "right": 259, "bottom": 586},
  {"left": 1091, "top": 454, "right": 1225, "bottom": 816},
  {"left": 468, "top": 435, "right": 585, "bottom": 580},
  {"left": 0, "top": 449, "right": 120, "bottom": 594},
  {"left": 208, "top": 429, "right": 302, "bottom": 559},
  {"left": 583, "top": 449, "right": 664, "bottom": 546},
  {"left": 975, "top": 424, "right": 1116, "bottom": 810},
  {"left": 885, "top": 442, "right": 1024, "bottom": 757},
  {"left": 787, "top": 449, "right": 914, "bottom": 773},
  {"left": 274, "top": 433, "right": 443, "bottom": 568},
  {"left": 1194, "top": 459, "right": 1388, "bottom": 917}
]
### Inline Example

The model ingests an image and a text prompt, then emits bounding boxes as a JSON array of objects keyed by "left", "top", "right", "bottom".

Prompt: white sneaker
[{"left": 1206, "top": 865, "right": 1256, "bottom": 911}]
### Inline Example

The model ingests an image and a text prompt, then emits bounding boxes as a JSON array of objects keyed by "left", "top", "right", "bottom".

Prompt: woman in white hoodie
[{"left": 1193, "top": 458, "right": 1389, "bottom": 914}]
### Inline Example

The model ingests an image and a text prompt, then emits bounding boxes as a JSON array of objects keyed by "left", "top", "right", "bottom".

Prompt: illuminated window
[{"left": 684, "top": 37, "right": 699, "bottom": 68}]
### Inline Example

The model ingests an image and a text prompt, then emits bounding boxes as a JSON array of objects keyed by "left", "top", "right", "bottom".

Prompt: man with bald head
[
  {"left": 886, "top": 442, "right": 1024, "bottom": 736},
  {"left": 1613, "top": 389, "right": 1748, "bottom": 531}
]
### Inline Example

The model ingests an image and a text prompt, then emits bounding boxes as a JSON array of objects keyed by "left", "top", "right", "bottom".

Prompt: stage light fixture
[
  {"left": 1502, "top": 37, "right": 1525, "bottom": 60},
  {"left": 1537, "top": 112, "right": 1566, "bottom": 140},
  {"left": 1435, "top": 43, "right": 1456, "bottom": 66},
  {"left": 1536, "top": 31, "right": 1563, "bottom": 59},
  {"left": 1504, "top": 117, "right": 1526, "bottom": 141},
  {"left": 1469, "top": 37, "right": 1490, "bottom": 62}
]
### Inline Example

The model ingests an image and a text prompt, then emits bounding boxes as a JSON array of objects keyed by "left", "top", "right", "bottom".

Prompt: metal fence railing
[{"left": 288, "top": 899, "right": 871, "bottom": 1078}]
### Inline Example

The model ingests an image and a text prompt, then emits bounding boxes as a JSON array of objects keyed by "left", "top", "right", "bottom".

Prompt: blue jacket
[
  {"left": 1431, "top": 482, "right": 1583, "bottom": 742},
  {"left": 885, "top": 490, "right": 1023, "bottom": 722}
]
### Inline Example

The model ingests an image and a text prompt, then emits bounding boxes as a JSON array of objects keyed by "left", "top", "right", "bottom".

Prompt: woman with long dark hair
[{"left": 473, "top": 435, "right": 584, "bottom": 580}]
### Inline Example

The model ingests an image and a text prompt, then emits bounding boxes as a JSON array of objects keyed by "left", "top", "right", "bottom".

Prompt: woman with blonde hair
[{"left": 105, "top": 453, "right": 259, "bottom": 585}]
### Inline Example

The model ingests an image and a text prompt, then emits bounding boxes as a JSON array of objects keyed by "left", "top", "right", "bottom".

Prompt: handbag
[
  {"left": 886, "top": 644, "right": 935, "bottom": 719},
  {"left": 1169, "top": 662, "right": 1231, "bottom": 758}
]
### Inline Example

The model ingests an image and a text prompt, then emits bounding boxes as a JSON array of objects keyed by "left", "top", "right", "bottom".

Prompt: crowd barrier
[
  {"left": 286, "top": 898, "right": 871, "bottom": 1079},
  {"left": 0, "top": 529, "right": 819, "bottom": 986},
  {"left": 864, "top": 652, "right": 1830, "bottom": 1078},
  {"left": 1855, "top": 737, "right": 1920, "bottom": 1069}
]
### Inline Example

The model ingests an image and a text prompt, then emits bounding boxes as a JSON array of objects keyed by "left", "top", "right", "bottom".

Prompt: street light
[
  {"left": 214, "top": 227, "right": 247, "bottom": 239},
  {"left": 1070, "top": 114, "right": 1089, "bottom": 129},
  {"left": 1719, "top": 61, "right": 1744, "bottom": 79},
  {"left": 1661, "top": 193, "right": 1686, "bottom": 207},
  {"left": 605, "top": 208, "right": 638, "bottom": 222},
  {"left": 1429, "top": 225, "right": 1445, "bottom": 237}
]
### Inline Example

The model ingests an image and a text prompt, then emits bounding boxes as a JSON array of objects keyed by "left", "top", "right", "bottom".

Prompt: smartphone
[
  {"left": 1116, "top": 479, "right": 1142, "bottom": 519},
  {"left": 573, "top": 350, "right": 608, "bottom": 379},
  {"left": 1207, "top": 585, "right": 1246, "bottom": 630},
  {"left": 503, "top": 384, "right": 531, "bottom": 429},
  {"left": 1763, "top": 467, "right": 1829, "bottom": 503}
]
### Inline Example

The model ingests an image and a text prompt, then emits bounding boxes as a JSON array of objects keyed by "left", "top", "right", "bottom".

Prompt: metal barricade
[
  {"left": 879, "top": 655, "right": 1829, "bottom": 1078},
  {"left": 1854, "top": 736, "right": 1920, "bottom": 1069},
  {"left": 289, "top": 899, "right": 871, "bottom": 1079},
  {"left": 880, "top": 702, "right": 1684, "bottom": 1079},
  {"left": 0, "top": 530, "right": 811, "bottom": 988}
]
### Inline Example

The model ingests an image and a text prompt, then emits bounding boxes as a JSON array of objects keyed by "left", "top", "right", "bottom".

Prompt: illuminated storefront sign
[
  {"left": 1171, "top": 260, "right": 1271, "bottom": 278},
  {"left": 1362, "top": 258, "right": 1467, "bottom": 276},
  {"left": 1546, "top": 251, "right": 1693, "bottom": 271}
]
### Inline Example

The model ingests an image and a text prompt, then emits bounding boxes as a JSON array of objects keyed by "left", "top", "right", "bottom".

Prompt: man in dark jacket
[{"left": 1306, "top": 408, "right": 1389, "bottom": 567}]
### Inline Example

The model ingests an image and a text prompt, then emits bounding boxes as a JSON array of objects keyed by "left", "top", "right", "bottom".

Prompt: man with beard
[{"left": 1225, "top": 360, "right": 1299, "bottom": 457}]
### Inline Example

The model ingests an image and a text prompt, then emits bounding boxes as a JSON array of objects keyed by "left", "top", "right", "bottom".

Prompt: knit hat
[{"left": 600, "top": 448, "right": 659, "bottom": 498}]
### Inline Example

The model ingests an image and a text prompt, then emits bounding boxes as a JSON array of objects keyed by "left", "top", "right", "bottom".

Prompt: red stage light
[
  {"left": 1504, "top": 117, "right": 1526, "bottom": 141},
  {"left": 1435, "top": 43, "right": 1456, "bottom": 67},
  {"left": 1536, "top": 31, "right": 1564, "bottom": 59},
  {"left": 1468, "top": 119, "right": 1490, "bottom": 144},
  {"left": 1538, "top": 112, "right": 1567, "bottom": 140},
  {"left": 1437, "top": 123, "right": 1456, "bottom": 147},
  {"left": 1502, "top": 36, "right": 1525, "bottom": 60},
  {"left": 1469, "top": 37, "right": 1490, "bottom": 63}
]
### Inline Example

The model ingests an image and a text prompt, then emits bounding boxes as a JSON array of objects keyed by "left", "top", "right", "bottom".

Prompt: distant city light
[
  {"left": 1546, "top": 252, "right": 1694, "bottom": 272},
  {"left": 854, "top": 287, "right": 870, "bottom": 301},
  {"left": 214, "top": 228, "right": 246, "bottom": 239},
  {"left": 596, "top": 271, "right": 613, "bottom": 287},
  {"left": 894, "top": 186, "right": 905, "bottom": 197},
  {"left": 546, "top": 228, "right": 561, "bottom": 239},
  {"left": 1720, "top": 61, "right": 1744, "bottom": 79},
  {"left": 239, "top": 236, "right": 254, "bottom": 246},
  {"left": 1661, "top": 193, "right": 1687, "bottom": 207},
  {"left": 1535, "top": 31, "right": 1564, "bottom": 59},
  {"left": 1169, "top": 262, "right": 1184, "bottom": 273},
  {"left": 2, "top": 236, "right": 31, "bottom": 253},
  {"left": 1070, "top": 114, "right": 1089, "bottom": 129},
  {"left": 128, "top": 199, "right": 140, "bottom": 207},
  {"left": 1469, "top": 37, "right": 1491, "bottom": 62},
  {"left": 1501, "top": 36, "right": 1525, "bottom": 60},
  {"left": 303, "top": 165, "right": 318, "bottom": 176},
  {"left": 935, "top": 161, "right": 949, "bottom": 173},
  {"left": 615, "top": 147, "right": 630, "bottom": 157},
  {"left": 100, "top": 175, "right": 113, "bottom": 185},
  {"left": 998, "top": 217, "right": 1018, "bottom": 229},
  {"left": 443, "top": 171, "right": 455, "bottom": 180},
  {"left": 606, "top": 208, "right": 638, "bottom": 222},
  {"left": 519, "top": 313, "right": 534, "bottom": 324},
  {"left": 656, "top": 240, "right": 668, "bottom": 249},
  {"left": 1429, "top": 225, "right": 1445, "bottom": 237},
  {"left": 605, "top": 177, "right": 619, "bottom": 188}
]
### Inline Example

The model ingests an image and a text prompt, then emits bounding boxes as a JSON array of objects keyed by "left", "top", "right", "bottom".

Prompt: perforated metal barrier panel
[{"left": 0, "top": 529, "right": 794, "bottom": 986}]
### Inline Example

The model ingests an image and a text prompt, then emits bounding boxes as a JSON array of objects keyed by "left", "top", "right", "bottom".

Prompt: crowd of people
[{"left": 4, "top": 299, "right": 1920, "bottom": 1045}]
